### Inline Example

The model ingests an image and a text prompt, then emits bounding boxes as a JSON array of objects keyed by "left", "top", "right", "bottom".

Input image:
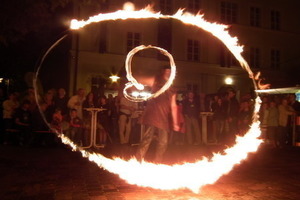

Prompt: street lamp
[
  {"left": 224, "top": 77, "right": 233, "bottom": 85},
  {"left": 109, "top": 75, "right": 120, "bottom": 83}
]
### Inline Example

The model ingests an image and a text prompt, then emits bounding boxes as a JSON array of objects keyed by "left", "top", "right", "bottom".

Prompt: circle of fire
[
  {"left": 123, "top": 45, "right": 176, "bottom": 102},
  {"left": 34, "top": 4, "right": 264, "bottom": 194}
]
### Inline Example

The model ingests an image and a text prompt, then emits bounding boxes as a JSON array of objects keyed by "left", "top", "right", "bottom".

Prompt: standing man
[
  {"left": 67, "top": 88, "right": 86, "bottom": 119},
  {"left": 136, "top": 66, "right": 179, "bottom": 163},
  {"left": 182, "top": 91, "right": 201, "bottom": 145},
  {"left": 118, "top": 95, "right": 137, "bottom": 144},
  {"left": 278, "top": 98, "right": 295, "bottom": 146},
  {"left": 224, "top": 90, "right": 239, "bottom": 143}
]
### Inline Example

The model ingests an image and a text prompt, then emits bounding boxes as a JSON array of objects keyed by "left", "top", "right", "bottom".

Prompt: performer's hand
[{"left": 173, "top": 124, "right": 180, "bottom": 132}]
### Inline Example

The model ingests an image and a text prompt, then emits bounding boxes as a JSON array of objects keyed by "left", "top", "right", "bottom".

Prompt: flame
[
  {"left": 255, "top": 72, "right": 271, "bottom": 90},
  {"left": 56, "top": 99, "right": 262, "bottom": 193},
  {"left": 123, "top": 45, "right": 176, "bottom": 102},
  {"left": 35, "top": 3, "right": 266, "bottom": 194}
]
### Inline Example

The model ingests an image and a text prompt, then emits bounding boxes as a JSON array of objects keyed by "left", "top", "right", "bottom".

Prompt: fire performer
[{"left": 135, "top": 66, "right": 180, "bottom": 163}]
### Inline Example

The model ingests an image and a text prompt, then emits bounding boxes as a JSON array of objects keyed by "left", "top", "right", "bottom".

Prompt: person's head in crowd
[
  {"left": 44, "top": 92, "right": 54, "bottom": 104},
  {"left": 187, "top": 91, "right": 194, "bottom": 100},
  {"left": 70, "top": 109, "right": 78, "bottom": 118},
  {"left": 261, "top": 102, "right": 269, "bottom": 110},
  {"left": 58, "top": 88, "right": 66, "bottom": 97},
  {"left": 281, "top": 98, "right": 289, "bottom": 106},
  {"left": 21, "top": 100, "right": 31, "bottom": 111},
  {"left": 289, "top": 94, "right": 297, "bottom": 104},
  {"left": 108, "top": 94, "right": 113, "bottom": 100},
  {"left": 213, "top": 94, "right": 219, "bottom": 102},
  {"left": 77, "top": 88, "right": 85, "bottom": 97},
  {"left": 228, "top": 90, "right": 236, "bottom": 98},
  {"left": 261, "top": 96, "right": 269, "bottom": 103},
  {"left": 86, "top": 92, "right": 94, "bottom": 102},
  {"left": 54, "top": 107, "right": 62, "bottom": 115},
  {"left": 8, "top": 92, "right": 16, "bottom": 100},
  {"left": 27, "top": 87, "right": 34, "bottom": 95},
  {"left": 98, "top": 96, "right": 107, "bottom": 105},
  {"left": 217, "top": 97, "right": 223, "bottom": 105},
  {"left": 39, "top": 102, "right": 48, "bottom": 112},
  {"left": 269, "top": 101, "right": 277, "bottom": 108}
]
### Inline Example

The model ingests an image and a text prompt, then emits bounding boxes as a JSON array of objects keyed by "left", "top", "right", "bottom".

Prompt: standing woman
[
  {"left": 82, "top": 92, "right": 96, "bottom": 146},
  {"left": 211, "top": 96, "right": 227, "bottom": 143},
  {"left": 97, "top": 96, "right": 110, "bottom": 145},
  {"left": 278, "top": 98, "right": 295, "bottom": 147}
]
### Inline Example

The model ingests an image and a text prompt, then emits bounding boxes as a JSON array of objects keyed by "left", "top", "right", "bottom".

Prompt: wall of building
[{"left": 69, "top": 0, "right": 300, "bottom": 97}]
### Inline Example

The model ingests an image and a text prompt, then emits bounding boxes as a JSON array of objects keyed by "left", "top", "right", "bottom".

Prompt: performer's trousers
[
  {"left": 118, "top": 115, "right": 131, "bottom": 144},
  {"left": 136, "top": 126, "right": 168, "bottom": 163},
  {"left": 185, "top": 116, "right": 201, "bottom": 144}
]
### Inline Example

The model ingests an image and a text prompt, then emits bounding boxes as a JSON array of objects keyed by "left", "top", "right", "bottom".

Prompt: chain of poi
[{"left": 123, "top": 45, "right": 176, "bottom": 102}]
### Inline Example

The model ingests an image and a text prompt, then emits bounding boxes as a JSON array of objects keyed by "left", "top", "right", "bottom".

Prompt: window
[
  {"left": 220, "top": 47, "right": 236, "bottom": 67},
  {"left": 157, "top": 19, "right": 172, "bottom": 60},
  {"left": 271, "top": 49, "right": 280, "bottom": 69},
  {"left": 271, "top": 10, "right": 280, "bottom": 30},
  {"left": 126, "top": 32, "right": 141, "bottom": 52},
  {"left": 249, "top": 47, "right": 261, "bottom": 68},
  {"left": 187, "top": 39, "right": 200, "bottom": 61},
  {"left": 220, "top": 1, "right": 238, "bottom": 24},
  {"left": 250, "top": 7, "right": 261, "bottom": 27},
  {"left": 160, "top": 0, "right": 172, "bottom": 14},
  {"left": 188, "top": 0, "right": 201, "bottom": 13},
  {"left": 187, "top": 83, "right": 198, "bottom": 92}
]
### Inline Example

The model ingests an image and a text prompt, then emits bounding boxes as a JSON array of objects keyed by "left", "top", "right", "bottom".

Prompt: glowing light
[
  {"left": 123, "top": 2, "right": 135, "bottom": 11},
  {"left": 123, "top": 45, "right": 176, "bottom": 102},
  {"left": 131, "top": 91, "right": 139, "bottom": 97},
  {"left": 109, "top": 75, "right": 120, "bottom": 82},
  {"left": 34, "top": 3, "right": 266, "bottom": 194},
  {"left": 225, "top": 77, "right": 233, "bottom": 85},
  {"left": 0, "top": 78, "right": 3, "bottom": 83}
]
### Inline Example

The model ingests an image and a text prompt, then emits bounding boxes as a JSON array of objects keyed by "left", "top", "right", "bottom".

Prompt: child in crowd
[
  {"left": 63, "top": 109, "right": 83, "bottom": 146},
  {"left": 51, "top": 108, "right": 63, "bottom": 133}
]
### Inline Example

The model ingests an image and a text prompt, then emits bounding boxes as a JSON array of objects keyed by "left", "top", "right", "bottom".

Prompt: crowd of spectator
[{"left": 0, "top": 86, "right": 299, "bottom": 149}]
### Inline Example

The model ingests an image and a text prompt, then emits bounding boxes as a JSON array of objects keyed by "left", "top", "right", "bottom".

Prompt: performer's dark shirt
[{"left": 141, "top": 88, "right": 174, "bottom": 131}]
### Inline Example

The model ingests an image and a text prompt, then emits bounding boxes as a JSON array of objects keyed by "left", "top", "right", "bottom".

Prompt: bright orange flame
[
  {"left": 58, "top": 3, "right": 265, "bottom": 194},
  {"left": 255, "top": 72, "right": 271, "bottom": 90},
  {"left": 123, "top": 45, "right": 176, "bottom": 102}
]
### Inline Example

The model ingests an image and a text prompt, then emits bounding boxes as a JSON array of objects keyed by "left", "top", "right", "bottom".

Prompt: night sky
[{"left": 0, "top": 0, "right": 74, "bottom": 93}]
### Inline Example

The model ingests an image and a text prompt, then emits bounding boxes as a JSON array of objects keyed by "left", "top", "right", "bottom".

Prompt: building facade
[{"left": 69, "top": 0, "right": 300, "bottom": 97}]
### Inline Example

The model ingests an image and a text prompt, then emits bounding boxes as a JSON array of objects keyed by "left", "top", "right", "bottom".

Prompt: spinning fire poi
[{"left": 33, "top": 2, "right": 269, "bottom": 194}]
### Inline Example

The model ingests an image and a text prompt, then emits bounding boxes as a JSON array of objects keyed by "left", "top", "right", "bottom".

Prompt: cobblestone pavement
[{"left": 0, "top": 142, "right": 300, "bottom": 200}]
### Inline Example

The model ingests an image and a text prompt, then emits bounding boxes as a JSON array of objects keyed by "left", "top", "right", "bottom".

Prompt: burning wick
[{"left": 123, "top": 45, "right": 176, "bottom": 102}]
